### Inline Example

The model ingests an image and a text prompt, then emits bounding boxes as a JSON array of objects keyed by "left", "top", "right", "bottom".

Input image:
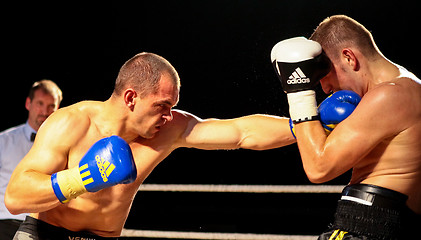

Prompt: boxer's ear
[
  {"left": 342, "top": 48, "right": 359, "bottom": 71},
  {"left": 123, "top": 88, "right": 137, "bottom": 111}
]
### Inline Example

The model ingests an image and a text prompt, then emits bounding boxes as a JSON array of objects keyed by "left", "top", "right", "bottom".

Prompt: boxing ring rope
[
  {"left": 136, "top": 184, "right": 345, "bottom": 194},
  {"left": 121, "top": 229, "right": 318, "bottom": 240},
  {"left": 121, "top": 184, "right": 345, "bottom": 239}
]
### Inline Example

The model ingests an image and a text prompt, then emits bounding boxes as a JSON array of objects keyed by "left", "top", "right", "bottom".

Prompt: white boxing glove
[{"left": 271, "top": 37, "right": 331, "bottom": 123}]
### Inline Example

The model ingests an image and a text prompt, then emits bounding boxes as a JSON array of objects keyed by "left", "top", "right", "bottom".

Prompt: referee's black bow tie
[{"left": 30, "top": 133, "right": 36, "bottom": 142}]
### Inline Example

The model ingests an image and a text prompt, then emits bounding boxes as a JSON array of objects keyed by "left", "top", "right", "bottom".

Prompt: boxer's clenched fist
[
  {"left": 319, "top": 90, "right": 361, "bottom": 134},
  {"left": 51, "top": 136, "right": 137, "bottom": 203},
  {"left": 289, "top": 90, "right": 361, "bottom": 137}
]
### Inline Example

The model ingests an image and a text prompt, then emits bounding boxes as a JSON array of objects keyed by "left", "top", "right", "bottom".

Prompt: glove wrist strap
[
  {"left": 51, "top": 167, "right": 87, "bottom": 203},
  {"left": 287, "top": 90, "right": 319, "bottom": 123}
]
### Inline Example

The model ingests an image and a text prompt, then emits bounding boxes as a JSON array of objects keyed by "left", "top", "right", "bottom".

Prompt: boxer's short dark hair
[
  {"left": 310, "top": 15, "right": 379, "bottom": 60},
  {"left": 114, "top": 52, "right": 180, "bottom": 97}
]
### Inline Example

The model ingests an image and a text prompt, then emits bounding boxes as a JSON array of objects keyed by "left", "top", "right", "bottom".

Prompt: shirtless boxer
[
  {"left": 6, "top": 52, "right": 295, "bottom": 239},
  {"left": 272, "top": 15, "right": 421, "bottom": 239},
  {"left": 5, "top": 52, "right": 358, "bottom": 239}
]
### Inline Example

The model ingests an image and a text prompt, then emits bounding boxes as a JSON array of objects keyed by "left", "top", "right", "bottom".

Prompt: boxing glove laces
[{"left": 51, "top": 135, "right": 137, "bottom": 203}]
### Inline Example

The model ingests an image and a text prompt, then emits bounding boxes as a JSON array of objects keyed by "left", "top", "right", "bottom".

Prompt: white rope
[
  {"left": 138, "top": 184, "right": 345, "bottom": 193},
  {"left": 121, "top": 229, "right": 317, "bottom": 240},
  {"left": 128, "top": 185, "right": 341, "bottom": 239}
]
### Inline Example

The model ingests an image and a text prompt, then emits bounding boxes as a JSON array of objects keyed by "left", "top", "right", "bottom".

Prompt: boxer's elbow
[
  {"left": 238, "top": 137, "right": 264, "bottom": 150},
  {"left": 4, "top": 189, "right": 24, "bottom": 215},
  {"left": 5, "top": 176, "right": 29, "bottom": 214},
  {"left": 238, "top": 137, "right": 270, "bottom": 150},
  {"left": 238, "top": 133, "right": 296, "bottom": 151},
  {"left": 303, "top": 157, "right": 334, "bottom": 183},
  {"left": 306, "top": 172, "right": 330, "bottom": 183}
]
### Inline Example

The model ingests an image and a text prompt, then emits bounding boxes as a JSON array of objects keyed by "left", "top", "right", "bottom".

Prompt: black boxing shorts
[
  {"left": 13, "top": 216, "right": 119, "bottom": 240},
  {"left": 318, "top": 184, "right": 421, "bottom": 240}
]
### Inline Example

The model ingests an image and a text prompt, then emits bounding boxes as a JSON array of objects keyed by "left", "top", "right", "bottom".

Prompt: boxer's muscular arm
[
  {"left": 5, "top": 108, "right": 88, "bottom": 214},
  {"left": 173, "top": 110, "right": 296, "bottom": 150},
  {"left": 295, "top": 83, "right": 410, "bottom": 183}
]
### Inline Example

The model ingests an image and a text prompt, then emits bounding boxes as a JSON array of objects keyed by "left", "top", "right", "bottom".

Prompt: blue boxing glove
[
  {"left": 318, "top": 90, "right": 361, "bottom": 134},
  {"left": 289, "top": 90, "right": 361, "bottom": 137},
  {"left": 51, "top": 135, "right": 137, "bottom": 203}
]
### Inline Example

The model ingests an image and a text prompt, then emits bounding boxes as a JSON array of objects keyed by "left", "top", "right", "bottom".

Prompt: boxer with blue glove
[
  {"left": 5, "top": 52, "right": 300, "bottom": 239},
  {"left": 51, "top": 136, "right": 137, "bottom": 203},
  {"left": 273, "top": 15, "right": 421, "bottom": 240}
]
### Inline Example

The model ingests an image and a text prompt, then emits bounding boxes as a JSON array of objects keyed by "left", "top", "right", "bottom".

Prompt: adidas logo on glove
[
  {"left": 51, "top": 136, "right": 137, "bottom": 203},
  {"left": 287, "top": 67, "right": 310, "bottom": 84},
  {"left": 270, "top": 37, "right": 331, "bottom": 93},
  {"left": 95, "top": 155, "right": 116, "bottom": 183}
]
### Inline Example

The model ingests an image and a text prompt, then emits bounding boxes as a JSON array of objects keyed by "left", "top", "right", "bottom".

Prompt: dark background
[{"left": 2, "top": 0, "right": 419, "bottom": 237}]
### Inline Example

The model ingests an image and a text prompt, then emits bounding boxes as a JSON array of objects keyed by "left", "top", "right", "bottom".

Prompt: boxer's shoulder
[
  {"left": 358, "top": 78, "right": 421, "bottom": 132},
  {"left": 130, "top": 109, "right": 196, "bottom": 148},
  {"left": 47, "top": 102, "right": 93, "bottom": 125},
  {"left": 148, "top": 109, "right": 202, "bottom": 147},
  {"left": 171, "top": 109, "right": 198, "bottom": 121},
  {"left": 38, "top": 101, "right": 96, "bottom": 141},
  {"left": 365, "top": 79, "right": 413, "bottom": 103},
  {"left": 162, "top": 109, "right": 198, "bottom": 136},
  {"left": 369, "top": 77, "right": 420, "bottom": 107}
]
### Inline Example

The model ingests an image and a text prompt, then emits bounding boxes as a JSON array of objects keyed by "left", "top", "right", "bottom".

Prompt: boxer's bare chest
[{"left": 39, "top": 129, "right": 178, "bottom": 236}]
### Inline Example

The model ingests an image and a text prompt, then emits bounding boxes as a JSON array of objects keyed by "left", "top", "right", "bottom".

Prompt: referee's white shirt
[{"left": 0, "top": 122, "right": 36, "bottom": 220}]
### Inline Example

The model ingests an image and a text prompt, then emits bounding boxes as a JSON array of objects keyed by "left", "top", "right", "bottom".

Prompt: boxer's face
[{"left": 133, "top": 73, "right": 179, "bottom": 139}]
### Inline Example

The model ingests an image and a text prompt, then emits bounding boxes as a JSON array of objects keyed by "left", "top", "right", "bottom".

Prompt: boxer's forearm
[
  {"left": 179, "top": 114, "right": 296, "bottom": 150},
  {"left": 5, "top": 170, "right": 61, "bottom": 214},
  {"left": 295, "top": 121, "right": 331, "bottom": 183},
  {"left": 295, "top": 121, "right": 347, "bottom": 183},
  {"left": 234, "top": 115, "right": 296, "bottom": 150}
]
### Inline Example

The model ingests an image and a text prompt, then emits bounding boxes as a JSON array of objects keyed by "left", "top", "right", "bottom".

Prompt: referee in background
[{"left": 0, "top": 80, "right": 62, "bottom": 239}]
